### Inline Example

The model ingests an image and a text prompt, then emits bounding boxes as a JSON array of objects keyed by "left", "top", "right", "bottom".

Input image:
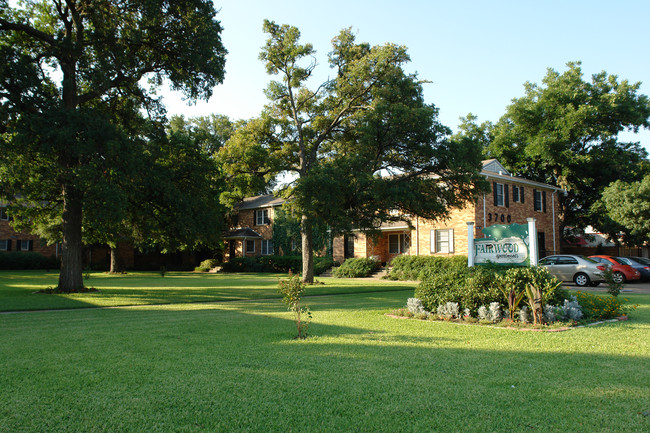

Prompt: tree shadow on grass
[{"left": 0, "top": 299, "right": 648, "bottom": 432}]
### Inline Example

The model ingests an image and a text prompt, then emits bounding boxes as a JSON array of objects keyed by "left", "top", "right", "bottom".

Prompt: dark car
[
  {"left": 617, "top": 257, "right": 650, "bottom": 282},
  {"left": 589, "top": 255, "right": 641, "bottom": 283}
]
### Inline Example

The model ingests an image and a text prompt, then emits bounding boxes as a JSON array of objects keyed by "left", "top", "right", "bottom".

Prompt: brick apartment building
[
  {"left": 0, "top": 204, "right": 59, "bottom": 257},
  {"left": 224, "top": 159, "right": 564, "bottom": 264}
]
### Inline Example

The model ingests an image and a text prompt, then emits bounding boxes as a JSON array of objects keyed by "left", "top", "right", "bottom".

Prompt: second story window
[
  {"left": 493, "top": 182, "right": 507, "bottom": 207},
  {"left": 0, "top": 207, "right": 8, "bottom": 221},
  {"left": 512, "top": 186, "right": 524, "bottom": 203},
  {"left": 533, "top": 189, "right": 547, "bottom": 212},
  {"left": 255, "top": 209, "right": 270, "bottom": 225}
]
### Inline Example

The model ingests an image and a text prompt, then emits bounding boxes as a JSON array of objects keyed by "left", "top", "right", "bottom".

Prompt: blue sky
[{"left": 163, "top": 0, "right": 650, "bottom": 153}]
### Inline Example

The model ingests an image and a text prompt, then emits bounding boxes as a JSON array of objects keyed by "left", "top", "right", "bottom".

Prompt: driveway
[{"left": 563, "top": 280, "right": 650, "bottom": 295}]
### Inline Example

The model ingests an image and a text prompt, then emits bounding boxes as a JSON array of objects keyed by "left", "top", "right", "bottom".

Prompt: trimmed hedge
[
  {"left": 414, "top": 264, "right": 569, "bottom": 316},
  {"left": 332, "top": 257, "right": 381, "bottom": 278},
  {"left": 220, "top": 255, "right": 333, "bottom": 276},
  {"left": 0, "top": 252, "right": 60, "bottom": 270},
  {"left": 387, "top": 255, "right": 467, "bottom": 281}
]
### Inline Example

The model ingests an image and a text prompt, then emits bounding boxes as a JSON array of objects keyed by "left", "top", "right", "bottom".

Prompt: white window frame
[
  {"left": 245, "top": 239, "right": 256, "bottom": 254},
  {"left": 255, "top": 209, "right": 270, "bottom": 225},
  {"left": 0, "top": 240, "right": 7, "bottom": 251},
  {"left": 261, "top": 239, "right": 274, "bottom": 256},
  {"left": 388, "top": 233, "right": 409, "bottom": 254},
  {"left": 431, "top": 229, "right": 454, "bottom": 254},
  {"left": 495, "top": 183, "right": 505, "bottom": 207},
  {"left": 20, "top": 240, "right": 31, "bottom": 251}
]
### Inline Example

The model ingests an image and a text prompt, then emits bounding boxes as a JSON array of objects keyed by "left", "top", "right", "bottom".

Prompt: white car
[{"left": 538, "top": 255, "right": 607, "bottom": 287}]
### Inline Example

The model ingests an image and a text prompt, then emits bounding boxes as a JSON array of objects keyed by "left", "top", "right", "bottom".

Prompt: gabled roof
[
  {"left": 481, "top": 159, "right": 564, "bottom": 192},
  {"left": 237, "top": 194, "right": 285, "bottom": 210},
  {"left": 482, "top": 159, "right": 510, "bottom": 175}
]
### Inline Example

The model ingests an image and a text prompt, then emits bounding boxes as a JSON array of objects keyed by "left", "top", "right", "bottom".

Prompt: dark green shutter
[
  {"left": 542, "top": 191, "right": 547, "bottom": 213},
  {"left": 504, "top": 184, "right": 509, "bottom": 208},
  {"left": 521, "top": 187, "right": 525, "bottom": 203},
  {"left": 493, "top": 182, "right": 498, "bottom": 205}
]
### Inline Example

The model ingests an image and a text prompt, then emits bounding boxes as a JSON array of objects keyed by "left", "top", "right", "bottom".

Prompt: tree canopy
[
  {"left": 0, "top": 0, "right": 227, "bottom": 291},
  {"left": 220, "top": 21, "right": 487, "bottom": 282},
  {"left": 483, "top": 62, "right": 650, "bottom": 238},
  {"left": 602, "top": 175, "right": 650, "bottom": 244}
]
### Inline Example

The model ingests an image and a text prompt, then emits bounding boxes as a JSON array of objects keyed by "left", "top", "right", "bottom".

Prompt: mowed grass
[
  {"left": 0, "top": 270, "right": 416, "bottom": 311},
  {"left": 0, "top": 272, "right": 648, "bottom": 432}
]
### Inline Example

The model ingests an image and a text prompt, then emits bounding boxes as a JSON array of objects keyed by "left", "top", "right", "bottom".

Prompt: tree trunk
[
  {"left": 58, "top": 184, "right": 84, "bottom": 292},
  {"left": 301, "top": 214, "right": 314, "bottom": 284},
  {"left": 110, "top": 245, "right": 122, "bottom": 273}
]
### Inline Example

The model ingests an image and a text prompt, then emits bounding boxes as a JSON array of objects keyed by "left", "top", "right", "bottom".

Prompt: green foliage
[
  {"left": 602, "top": 175, "right": 650, "bottom": 244},
  {"left": 220, "top": 255, "right": 333, "bottom": 275},
  {"left": 332, "top": 258, "right": 381, "bottom": 278},
  {"left": 415, "top": 265, "right": 567, "bottom": 317},
  {"left": 485, "top": 61, "right": 650, "bottom": 237},
  {"left": 0, "top": 252, "right": 59, "bottom": 270},
  {"left": 602, "top": 268, "right": 623, "bottom": 297},
  {"left": 278, "top": 272, "right": 311, "bottom": 338},
  {"left": 271, "top": 209, "right": 330, "bottom": 257},
  {"left": 220, "top": 21, "right": 487, "bottom": 282},
  {"left": 387, "top": 255, "right": 468, "bottom": 281},
  {"left": 574, "top": 291, "right": 636, "bottom": 320},
  {"left": 195, "top": 259, "right": 220, "bottom": 272},
  {"left": 0, "top": 0, "right": 227, "bottom": 292}
]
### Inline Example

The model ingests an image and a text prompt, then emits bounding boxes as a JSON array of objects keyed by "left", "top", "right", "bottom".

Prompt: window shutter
[
  {"left": 28, "top": 240, "right": 33, "bottom": 251},
  {"left": 449, "top": 229, "right": 454, "bottom": 253},
  {"left": 504, "top": 184, "right": 509, "bottom": 208},
  {"left": 520, "top": 187, "right": 525, "bottom": 203},
  {"left": 430, "top": 230, "right": 436, "bottom": 253},
  {"left": 6, "top": 240, "right": 11, "bottom": 251},
  {"left": 493, "top": 182, "right": 498, "bottom": 206},
  {"left": 533, "top": 189, "right": 538, "bottom": 211},
  {"left": 543, "top": 191, "right": 547, "bottom": 213},
  {"left": 16, "top": 239, "right": 21, "bottom": 251}
]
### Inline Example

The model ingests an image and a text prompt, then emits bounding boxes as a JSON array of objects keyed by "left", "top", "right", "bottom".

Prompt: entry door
[{"left": 344, "top": 235, "right": 355, "bottom": 259}]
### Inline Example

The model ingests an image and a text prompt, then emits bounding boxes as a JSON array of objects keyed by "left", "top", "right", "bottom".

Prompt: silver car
[{"left": 538, "top": 255, "right": 607, "bottom": 287}]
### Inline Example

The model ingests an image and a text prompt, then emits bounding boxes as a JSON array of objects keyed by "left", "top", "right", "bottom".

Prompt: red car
[{"left": 588, "top": 255, "right": 641, "bottom": 283}]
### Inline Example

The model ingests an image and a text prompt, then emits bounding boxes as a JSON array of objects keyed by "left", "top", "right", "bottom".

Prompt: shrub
[
  {"left": 574, "top": 291, "right": 635, "bottom": 320},
  {"left": 436, "top": 302, "right": 460, "bottom": 319},
  {"left": 220, "top": 255, "right": 333, "bottom": 275},
  {"left": 332, "top": 257, "right": 381, "bottom": 278},
  {"left": 278, "top": 272, "right": 311, "bottom": 339},
  {"left": 314, "top": 256, "right": 334, "bottom": 276},
  {"left": 0, "top": 252, "right": 59, "bottom": 270},
  {"left": 407, "top": 298, "right": 426, "bottom": 315},
  {"left": 195, "top": 258, "right": 220, "bottom": 272},
  {"left": 388, "top": 255, "right": 467, "bottom": 281}
]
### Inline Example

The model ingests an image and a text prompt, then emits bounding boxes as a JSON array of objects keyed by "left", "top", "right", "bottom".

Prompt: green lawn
[
  {"left": 0, "top": 271, "right": 648, "bottom": 432},
  {"left": 0, "top": 270, "right": 416, "bottom": 312}
]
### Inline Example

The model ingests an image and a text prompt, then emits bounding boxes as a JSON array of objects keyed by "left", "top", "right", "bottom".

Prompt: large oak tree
[
  {"left": 0, "top": 0, "right": 226, "bottom": 291},
  {"left": 484, "top": 62, "right": 650, "bottom": 238},
  {"left": 220, "top": 21, "right": 487, "bottom": 283}
]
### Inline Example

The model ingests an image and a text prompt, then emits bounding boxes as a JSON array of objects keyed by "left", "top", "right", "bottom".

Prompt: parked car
[
  {"left": 588, "top": 255, "right": 641, "bottom": 283},
  {"left": 538, "top": 255, "right": 607, "bottom": 287},
  {"left": 617, "top": 257, "right": 650, "bottom": 282}
]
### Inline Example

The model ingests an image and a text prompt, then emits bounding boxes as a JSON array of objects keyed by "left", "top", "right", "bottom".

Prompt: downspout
[
  {"left": 483, "top": 194, "right": 486, "bottom": 228},
  {"left": 552, "top": 191, "right": 557, "bottom": 254},
  {"left": 416, "top": 216, "right": 419, "bottom": 256}
]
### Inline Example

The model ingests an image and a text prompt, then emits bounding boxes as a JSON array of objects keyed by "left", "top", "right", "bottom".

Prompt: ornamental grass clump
[{"left": 278, "top": 272, "right": 311, "bottom": 339}]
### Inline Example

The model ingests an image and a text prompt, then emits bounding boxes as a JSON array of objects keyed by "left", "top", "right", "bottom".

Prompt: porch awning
[{"left": 223, "top": 227, "right": 262, "bottom": 240}]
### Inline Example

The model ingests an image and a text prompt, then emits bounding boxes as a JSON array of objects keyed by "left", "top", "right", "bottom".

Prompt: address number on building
[{"left": 487, "top": 213, "right": 511, "bottom": 223}]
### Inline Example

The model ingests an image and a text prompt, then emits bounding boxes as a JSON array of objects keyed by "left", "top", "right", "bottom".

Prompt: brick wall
[
  {"left": 474, "top": 180, "right": 561, "bottom": 256},
  {"left": 0, "top": 220, "right": 58, "bottom": 257},
  {"left": 330, "top": 181, "right": 561, "bottom": 262}
]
